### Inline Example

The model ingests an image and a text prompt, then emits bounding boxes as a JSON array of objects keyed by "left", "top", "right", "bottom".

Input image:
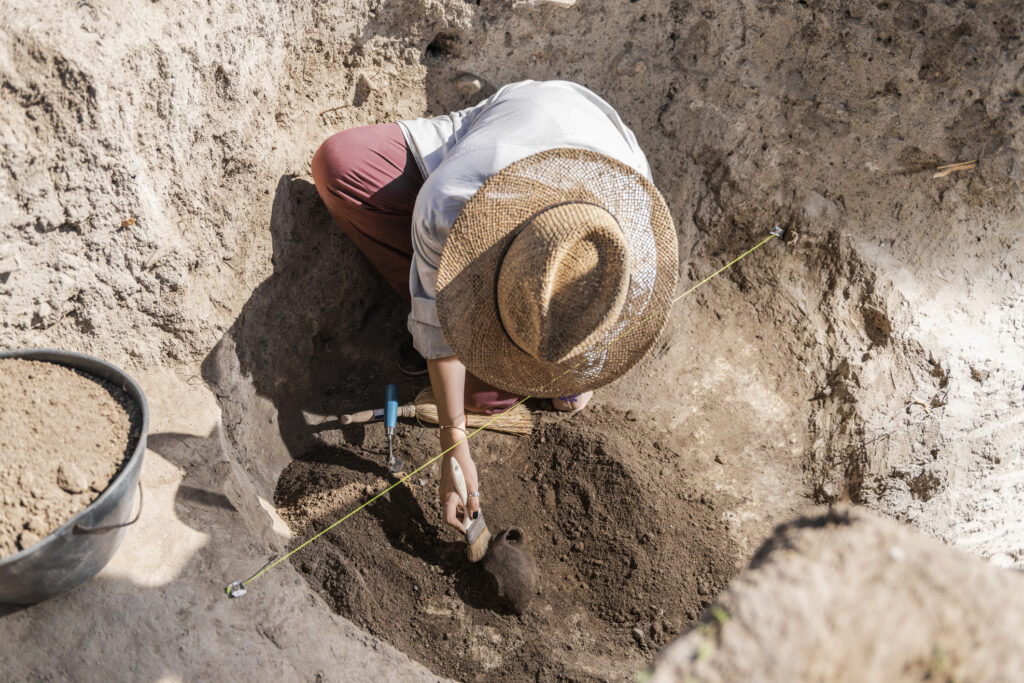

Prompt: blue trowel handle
[{"left": 385, "top": 383, "right": 398, "bottom": 431}]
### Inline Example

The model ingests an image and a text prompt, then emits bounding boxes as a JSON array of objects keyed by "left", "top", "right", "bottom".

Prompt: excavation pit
[{"left": 276, "top": 415, "right": 738, "bottom": 681}]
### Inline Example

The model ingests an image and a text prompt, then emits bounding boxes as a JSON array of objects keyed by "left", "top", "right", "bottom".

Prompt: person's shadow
[{"left": 199, "top": 174, "right": 505, "bottom": 612}]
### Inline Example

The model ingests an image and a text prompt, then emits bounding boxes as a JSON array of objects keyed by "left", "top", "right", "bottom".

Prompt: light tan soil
[
  {"left": 651, "top": 506, "right": 1024, "bottom": 683},
  {"left": 1, "top": 0, "right": 1023, "bottom": 680},
  {"left": 0, "top": 358, "right": 139, "bottom": 556}
]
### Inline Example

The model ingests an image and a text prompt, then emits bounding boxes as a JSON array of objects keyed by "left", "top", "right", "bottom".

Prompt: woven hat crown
[
  {"left": 496, "top": 203, "right": 630, "bottom": 364},
  {"left": 436, "top": 147, "right": 678, "bottom": 398}
]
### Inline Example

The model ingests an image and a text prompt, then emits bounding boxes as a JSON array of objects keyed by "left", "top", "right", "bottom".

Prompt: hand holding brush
[{"left": 446, "top": 454, "right": 490, "bottom": 562}]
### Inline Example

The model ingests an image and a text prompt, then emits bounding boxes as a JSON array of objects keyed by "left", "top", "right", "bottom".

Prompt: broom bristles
[{"left": 415, "top": 387, "right": 533, "bottom": 436}]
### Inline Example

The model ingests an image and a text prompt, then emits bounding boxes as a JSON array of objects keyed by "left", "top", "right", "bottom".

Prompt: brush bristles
[
  {"left": 466, "top": 524, "right": 491, "bottom": 563},
  {"left": 415, "top": 387, "right": 533, "bottom": 436}
]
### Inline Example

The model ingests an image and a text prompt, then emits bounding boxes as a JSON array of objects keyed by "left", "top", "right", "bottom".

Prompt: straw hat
[{"left": 436, "top": 148, "right": 678, "bottom": 398}]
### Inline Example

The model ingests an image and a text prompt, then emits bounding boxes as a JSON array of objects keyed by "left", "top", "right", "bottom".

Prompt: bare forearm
[
  {"left": 428, "top": 356, "right": 481, "bottom": 520},
  {"left": 427, "top": 355, "right": 467, "bottom": 429}
]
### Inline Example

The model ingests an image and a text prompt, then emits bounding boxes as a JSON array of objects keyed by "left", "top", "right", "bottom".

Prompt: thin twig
[{"left": 318, "top": 104, "right": 350, "bottom": 117}]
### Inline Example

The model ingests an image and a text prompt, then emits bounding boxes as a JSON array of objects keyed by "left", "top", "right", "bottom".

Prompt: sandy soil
[
  {"left": 0, "top": 358, "right": 139, "bottom": 556},
  {"left": 650, "top": 506, "right": 1024, "bottom": 682},
  {"left": 1, "top": 0, "right": 1022, "bottom": 679}
]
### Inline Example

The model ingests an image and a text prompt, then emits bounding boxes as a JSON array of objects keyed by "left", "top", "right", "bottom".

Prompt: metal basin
[{"left": 0, "top": 349, "right": 148, "bottom": 605}]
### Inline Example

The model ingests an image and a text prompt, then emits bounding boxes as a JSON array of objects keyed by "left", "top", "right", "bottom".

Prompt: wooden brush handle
[
  {"left": 340, "top": 409, "right": 378, "bottom": 425},
  {"left": 450, "top": 458, "right": 469, "bottom": 508},
  {"left": 339, "top": 404, "right": 416, "bottom": 425}
]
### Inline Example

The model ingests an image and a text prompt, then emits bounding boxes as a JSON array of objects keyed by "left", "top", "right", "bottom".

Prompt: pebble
[
  {"left": 631, "top": 627, "right": 645, "bottom": 645},
  {"left": 454, "top": 72, "right": 483, "bottom": 95},
  {"left": 17, "top": 530, "right": 42, "bottom": 550},
  {"left": 358, "top": 73, "right": 377, "bottom": 92},
  {"left": 57, "top": 463, "right": 89, "bottom": 494}
]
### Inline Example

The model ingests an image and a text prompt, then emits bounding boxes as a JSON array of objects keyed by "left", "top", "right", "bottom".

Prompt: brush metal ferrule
[{"left": 465, "top": 510, "right": 487, "bottom": 545}]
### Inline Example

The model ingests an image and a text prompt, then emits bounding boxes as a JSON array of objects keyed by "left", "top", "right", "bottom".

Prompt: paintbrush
[{"left": 450, "top": 457, "right": 491, "bottom": 562}]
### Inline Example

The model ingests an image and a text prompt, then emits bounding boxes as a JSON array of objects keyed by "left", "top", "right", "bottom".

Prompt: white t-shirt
[{"left": 397, "top": 80, "right": 652, "bottom": 359}]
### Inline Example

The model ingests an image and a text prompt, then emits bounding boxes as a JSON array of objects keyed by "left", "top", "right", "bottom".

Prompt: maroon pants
[{"left": 311, "top": 123, "right": 519, "bottom": 414}]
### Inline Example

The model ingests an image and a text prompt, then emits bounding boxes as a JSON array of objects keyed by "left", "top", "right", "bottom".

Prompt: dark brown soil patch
[
  {"left": 276, "top": 412, "right": 739, "bottom": 681},
  {"left": 0, "top": 358, "right": 141, "bottom": 557}
]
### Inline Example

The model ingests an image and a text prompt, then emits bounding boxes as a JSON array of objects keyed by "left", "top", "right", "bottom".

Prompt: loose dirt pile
[
  {"left": 276, "top": 412, "right": 738, "bottom": 681},
  {"left": 650, "top": 506, "right": 1024, "bottom": 683},
  {"left": 0, "top": 358, "right": 139, "bottom": 556}
]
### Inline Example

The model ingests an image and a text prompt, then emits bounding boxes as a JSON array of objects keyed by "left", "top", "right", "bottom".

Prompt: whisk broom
[{"left": 339, "top": 387, "right": 532, "bottom": 436}]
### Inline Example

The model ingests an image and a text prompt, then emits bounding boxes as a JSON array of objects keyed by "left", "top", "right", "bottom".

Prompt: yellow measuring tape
[{"left": 226, "top": 229, "right": 781, "bottom": 597}]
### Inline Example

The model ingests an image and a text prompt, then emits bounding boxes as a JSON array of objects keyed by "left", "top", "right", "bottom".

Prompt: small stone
[
  {"left": 572, "top": 541, "right": 584, "bottom": 552},
  {"left": 358, "top": 73, "right": 377, "bottom": 92},
  {"left": 625, "top": 410, "right": 638, "bottom": 421},
  {"left": 454, "top": 72, "right": 483, "bottom": 95},
  {"left": 364, "top": 484, "right": 374, "bottom": 496},
  {"left": 970, "top": 366, "right": 990, "bottom": 384},
  {"left": 631, "top": 627, "right": 645, "bottom": 645},
  {"left": 57, "top": 463, "right": 89, "bottom": 494},
  {"left": 17, "top": 530, "right": 42, "bottom": 551}
]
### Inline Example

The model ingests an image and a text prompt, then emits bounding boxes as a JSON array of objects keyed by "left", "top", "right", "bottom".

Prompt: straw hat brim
[{"left": 436, "top": 148, "right": 678, "bottom": 398}]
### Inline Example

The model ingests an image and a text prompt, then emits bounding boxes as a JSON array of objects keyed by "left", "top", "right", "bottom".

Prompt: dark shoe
[{"left": 398, "top": 335, "right": 428, "bottom": 376}]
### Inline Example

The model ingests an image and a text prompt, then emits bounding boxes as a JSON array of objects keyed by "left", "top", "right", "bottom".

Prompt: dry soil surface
[
  {"left": 650, "top": 506, "right": 1024, "bottom": 683},
  {"left": 0, "top": 358, "right": 139, "bottom": 556},
  {"left": 2, "top": 0, "right": 1023, "bottom": 679}
]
